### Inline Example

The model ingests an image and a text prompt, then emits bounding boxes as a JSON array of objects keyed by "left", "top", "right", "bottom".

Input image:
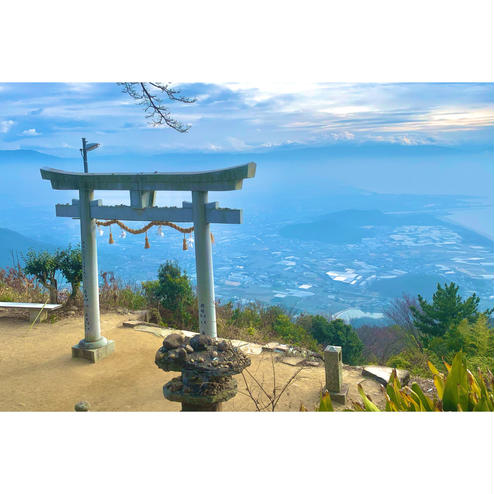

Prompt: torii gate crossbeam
[{"left": 41, "top": 163, "right": 256, "bottom": 362}]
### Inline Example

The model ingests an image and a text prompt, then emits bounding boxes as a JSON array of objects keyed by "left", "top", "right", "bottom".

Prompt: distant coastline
[{"left": 441, "top": 206, "right": 493, "bottom": 241}]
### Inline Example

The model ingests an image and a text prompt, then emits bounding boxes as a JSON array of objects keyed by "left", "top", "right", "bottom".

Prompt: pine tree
[{"left": 411, "top": 282, "right": 491, "bottom": 338}]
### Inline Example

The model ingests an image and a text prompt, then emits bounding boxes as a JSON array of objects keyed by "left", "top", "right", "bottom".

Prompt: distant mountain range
[
  {"left": 0, "top": 228, "right": 57, "bottom": 268},
  {"left": 0, "top": 149, "right": 65, "bottom": 164},
  {"left": 280, "top": 209, "right": 493, "bottom": 246}
]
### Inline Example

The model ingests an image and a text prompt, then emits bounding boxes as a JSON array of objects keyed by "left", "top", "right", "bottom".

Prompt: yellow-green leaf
[
  {"left": 428, "top": 361, "right": 442, "bottom": 376},
  {"left": 318, "top": 391, "right": 334, "bottom": 412},
  {"left": 433, "top": 374, "right": 445, "bottom": 400},
  {"left": 411, "top": 383, "right": 433, "bottom": 411},
  {"left": 358, "top": 384, "right": 380, "bottom": 411},
  {"left": 442, "top": 352, "right": 469, "bottom": 411}
]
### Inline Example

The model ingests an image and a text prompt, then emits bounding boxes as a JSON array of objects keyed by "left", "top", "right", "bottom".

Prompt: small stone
[
  {"left": 168, "top": 351, "right": 177, "bottom": 359},
  {"left": 185, "top": 344, "right": 194, "bottom": 353},
  {"left": 211, "top": 350, "right": 218, "bottom": 358},
  {"left": 190, "top": 334, "right": 212, "bottom": 351},
  {"left": 197, "top": 357, "right": 205, "bottom": 363},
  {"left": 218, "top": 340, "right": 229, "bottom": 351},
  {"left": 74, "top": 401, "right": 90, "bottom": 412},
  {"left": 163, "top": 333, "right": 185, "bottom": 350},
  {"left": 176, "top": 347, "right": 187, "bottom": 360},
  {"left": 304, "top": 361, "right": 320, "bottom": 367}
]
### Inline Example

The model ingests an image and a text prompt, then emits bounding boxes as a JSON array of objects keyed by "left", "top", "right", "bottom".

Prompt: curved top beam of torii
[{"left": 40, "top": 162, "right": 256, "bottom": 191}]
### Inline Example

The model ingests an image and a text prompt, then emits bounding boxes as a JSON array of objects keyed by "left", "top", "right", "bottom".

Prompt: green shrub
[
  {"left": 148, "top": 307, "right": 163, "bottom": 325},
  {"left": 151, "top": 261, "right": 195, "bottom": 330},
  {"left": 301, "top": 315, "right": 363, "bottom": 365},
  {"left": 58, "top": 245, "right": 82, "bottom": 301},
  {"left": 23, "top": 249, "right": 61, "bottom": 303},
  {"left": 117, "top": 287, "right": 147, "bottom": 310},
  {"left": 386, "top": 346, "right": 439, "bottom": 377},
  {"left": 142, "top": 280, "right": 160, "bottom": 305},
  {"left": 231, "top": 304, "right": 262, "bottom": 329},
  {"left": 272, "top": 314, "right": 319, "bottom": 350},
  {"left": 386, "top": 354, "right": 411, "bottom": 370}
]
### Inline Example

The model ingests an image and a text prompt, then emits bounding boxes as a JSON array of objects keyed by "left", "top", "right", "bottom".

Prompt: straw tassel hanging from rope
[
  {"left": 210, "top": 232, "right": 215, "bottom": 244},
  {"left": 183, "top": 234, "right": 188, "bottom": 251},
  {"left": 108, "top": 225, "right": 114, "bottom": 244},
  {"left": 144, "top": 232, "right": 150, "bottom": 249}
]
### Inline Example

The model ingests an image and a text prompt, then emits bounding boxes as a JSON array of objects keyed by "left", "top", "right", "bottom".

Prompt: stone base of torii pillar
[{"left": 72, "top": 339, "right": 115, "bottom": 363}]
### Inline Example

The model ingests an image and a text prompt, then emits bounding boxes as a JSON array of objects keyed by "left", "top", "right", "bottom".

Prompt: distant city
[{"left": 36, "top": 202, "right": 493, "bottom": 326}]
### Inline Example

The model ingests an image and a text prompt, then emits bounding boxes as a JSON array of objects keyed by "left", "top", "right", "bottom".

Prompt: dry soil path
[{"left": 0, "top": 312, "right": 386, "bottom": 411}]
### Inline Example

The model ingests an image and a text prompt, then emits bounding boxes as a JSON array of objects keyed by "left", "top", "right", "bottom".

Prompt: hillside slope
[{"left": 0, "top": 227, "right": 57, "bottom": 268}]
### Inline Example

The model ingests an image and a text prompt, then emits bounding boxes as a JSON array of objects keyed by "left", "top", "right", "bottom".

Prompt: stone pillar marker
[{"left": 324, "top": 345, "right": 349, "bottom": 405}]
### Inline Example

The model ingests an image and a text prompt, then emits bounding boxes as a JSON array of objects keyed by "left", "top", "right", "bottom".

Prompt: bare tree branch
[
  {"left": 384, "top": 293, "right": 423, "bottom": 349},
  {"left": 241, "top": 371, "right": 261, "bottom": 411},
  {"left": 272, "top": 366, "right": 303, "bottom": 410},
  {"left": 118, "top": 82, "right": 196, "bottom": 133},
  {"left": 241, "top": 355, "right": 305, "bottom": 412}
]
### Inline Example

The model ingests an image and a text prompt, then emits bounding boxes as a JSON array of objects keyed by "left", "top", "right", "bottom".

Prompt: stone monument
[{"left": 324, "top": 345, "right": 349, "bottom": 405}]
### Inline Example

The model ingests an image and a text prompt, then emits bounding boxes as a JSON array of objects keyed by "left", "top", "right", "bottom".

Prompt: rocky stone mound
[{"left": 155, "top": 333, "right": 251, "bottom": 377}]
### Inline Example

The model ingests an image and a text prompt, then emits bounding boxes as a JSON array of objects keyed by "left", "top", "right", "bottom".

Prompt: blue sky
[{"left": 0, "top": 82, "right": 492, "bottom": 156}]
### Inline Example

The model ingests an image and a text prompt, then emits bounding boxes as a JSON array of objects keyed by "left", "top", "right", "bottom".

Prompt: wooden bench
[{"left": 0, "top": 302, "right": 63, "bottom": 323}]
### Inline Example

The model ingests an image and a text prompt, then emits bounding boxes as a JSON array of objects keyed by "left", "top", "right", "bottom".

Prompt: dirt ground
[{"left": 0, "top": 311, "right": 387, "bottom": 412}]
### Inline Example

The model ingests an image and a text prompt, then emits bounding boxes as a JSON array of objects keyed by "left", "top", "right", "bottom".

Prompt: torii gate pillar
[
  {"left": 192, "top": 190, "right": 216, "bottom": 337},
  {"left": 71, "top": 187, "right": 114, "bottom": 362}
]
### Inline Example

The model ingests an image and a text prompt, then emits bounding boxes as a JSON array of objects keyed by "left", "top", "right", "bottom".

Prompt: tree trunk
[
  {"left": 69, "top": 282, "right": 80, "bottom": 302},
  {"left": 49, "top": 285, "right": 58, "bottom": 304},
  {"left": 49, "top": 277, "right": 58, "bottom": 304}
]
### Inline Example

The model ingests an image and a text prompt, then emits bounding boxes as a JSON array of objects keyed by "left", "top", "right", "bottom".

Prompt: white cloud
[
  {"left": 331, "top": 131, "right": 355, "bottom": 141},
  {"left": 226, "top": 137, "right": 251, "bottom": 151},
  {"left": 0, "top": 120, "right": 15, "bottom": 133},
  {"left": 207, "top": 144, "right": 222, "bottom": 151},
  {"left": 222, "top": 82, "right": 324, "bottom": 103},
  {"left": 21, "top": 128, "right": 41, "bottom": 136},
  {"left": 320, "top": 105, "right": 375, "bottom": 115},
  {"left": 64, "top": 83, "right": 94, "bottom": 93}
]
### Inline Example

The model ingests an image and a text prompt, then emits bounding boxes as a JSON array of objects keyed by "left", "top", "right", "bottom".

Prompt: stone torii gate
[{"left": 40, "top": 163, "right": 256, "bottom": 362}]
